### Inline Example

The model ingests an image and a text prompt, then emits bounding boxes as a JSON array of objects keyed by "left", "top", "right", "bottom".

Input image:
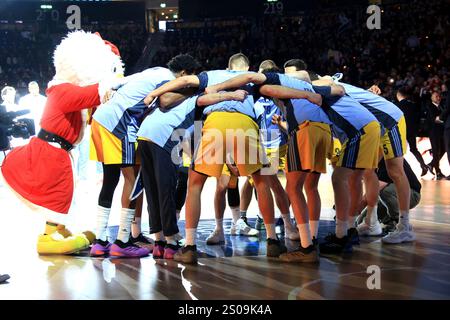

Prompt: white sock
[
  {"left": 297, "top": 223, "right": 313, "bottom": 248},
  {"left": 117, "top": 208, "right": 135, "bottom": 243},
  {"left": 348, "top": 215, "right": 358, "bottom": 229},
  {"left": 154, "top": 231, "right": 164, "bottom": 242},
  {"left": 96, "top": 205, "right": 111, "bottom": 242},
  {"left": 231, "top": 206, "right": 241, "bottom": 223},
  {"left": 131, "top": 217, "right": 141, "bottom": 238},
  {"left": 336, "top": 219, "right": 348, "bottom": 239},
  {"left": 240, "top": 210, "right": 247, "bottom": 218},
  {"left": 309, "top": 220, "right": 320, "bottom": 239},
  {"left": 265, "top": 223, "right": 277, "bottom": 240},
  {"left": 185, "top": 228, "right": 197, "bottom": 246},
  {"left": 365, "top": 206, "right": 378, "bottom": 225},
  {"left": 166, "top": 235, "right": 177, "bottom": 246},
  {"left": 215, "top": 218, "right": 224, "bottom": 231},
  {"left": 176, "top": 210, "right": 181, "bottom": 221},
  {"left": 399, "top": 210, "right": 409, "bottom": 226}
]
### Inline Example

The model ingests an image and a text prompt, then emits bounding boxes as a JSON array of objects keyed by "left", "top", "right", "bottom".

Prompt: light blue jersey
[
  {"left": 93, "top": 67, "right": 175, "bottom": 141},
  {"left": 339, "top": 82, "right": 403, "bottom": 129},
  {"left": 197, "top": 70, "right": 258, "bottom": 120},
  {"left": 254, "top": 97, "right": 287, "bottom": 149},
  {"left": 313, "top": 86, "right": 378, "bottom": 142},
  {"left": 263, "top": 73, "right": 331, "bottom": 133},
  {"left": 137, "top": 95, "right": 199, "bottom": 154}
]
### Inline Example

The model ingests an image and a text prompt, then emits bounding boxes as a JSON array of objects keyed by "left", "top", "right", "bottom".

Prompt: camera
[{"left": 0, "top": 107, "right": 35, "bottom": 151}]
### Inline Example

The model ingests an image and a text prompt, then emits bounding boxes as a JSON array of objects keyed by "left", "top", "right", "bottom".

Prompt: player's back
[
  {"left": 199, "top": 69, "right": 258, "bottom": 120},
  {"left": 339, "top": 82, "right": 403, "bottom": 128},
  {"left": 93, "top": 67, "right": 175, "bottom": 136}
]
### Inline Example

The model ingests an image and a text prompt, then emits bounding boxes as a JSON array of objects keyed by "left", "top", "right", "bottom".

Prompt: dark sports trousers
[
  {"left": 407, "top": 135, "right": 427, "bottom": 168},
  {"left": 176, "top": 166, "right": 189, "bottom": 211},
  {"left": 429, "top": 125, "right": 445, "bottom": 174},
  {"left": 139, "top": 140, "right": 179, "bottom": 236}
]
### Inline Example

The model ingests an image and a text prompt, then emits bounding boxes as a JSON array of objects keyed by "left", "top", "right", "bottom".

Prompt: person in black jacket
[
  {"left": 439, "top": 81, "right": 450, "bottom": 180},
  {"left": 427, "top": 91, "right": 447, "bottom": 180},
  {"left": 396, "top": 87, "right": 429, "bottom": 176}
]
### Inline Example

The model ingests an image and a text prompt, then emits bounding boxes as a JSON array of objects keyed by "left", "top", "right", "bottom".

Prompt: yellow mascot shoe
[
  {"left": 37, "top": 232, "right": 90, "bottom": 255},
  {"left": 55, "top": 225, "right": 95, "bottom": 245},
  {"left": 56, "top": 224, "right": 73, "bottom": 238}
]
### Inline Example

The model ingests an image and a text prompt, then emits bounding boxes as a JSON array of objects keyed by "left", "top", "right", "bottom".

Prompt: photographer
[{"left": 1, "top": 86, "right": 35, "bottom": 153}]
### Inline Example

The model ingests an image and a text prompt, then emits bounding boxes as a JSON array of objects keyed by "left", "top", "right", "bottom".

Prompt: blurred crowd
[
  {"left": 0, "top": 0, "right": 449, "bottom": 177},
  {"left": 0, "top": 22, "right": 146, "bottom": 96},
  {"left": 152, "top": 0, "right": 448, "bottom": 104}
]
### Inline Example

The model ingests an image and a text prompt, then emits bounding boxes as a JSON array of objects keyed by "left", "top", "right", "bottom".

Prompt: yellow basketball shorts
[
  {"left": 381, "top": 116, "right": 407, "bottom": 160},
  {"left": 192, "top": 112, "right": 264, "bottom": 178},
  {"left": 336, "top": 121, "right": 381, "bottom": 170},
  {"left": 329, "top": 137, "right": 342, "bottom": 166},
  {"left": 287, "top": 121, "right": 332, "bottom": 174},
  {"left": 90, "top": 119, "right": 139, "bottom": 165}
]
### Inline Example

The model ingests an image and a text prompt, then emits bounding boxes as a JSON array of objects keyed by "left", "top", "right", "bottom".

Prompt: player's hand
[
  {"left": 272, "top": 114, "right": 282, "bottom": 125},
  {"left": 144, "top": 93, "right": 156, "bottom": 106},
  {"left": 435, "top": 116, "right": 444, "bottom": 124},
  {"left": 205, "top": 85, "right": 220, "bottom": 94},
  {"left": 229, "top": 89, "right": 248, "bottom": 101},
  {"left": 309, "top": 93, "right": 322, "bottom": 106},
  {"left": 368, "top": 85, "right": 381, "bottom": 95},
  {"left": 102, "top": 90, "right": 114, "bottom": 104}
]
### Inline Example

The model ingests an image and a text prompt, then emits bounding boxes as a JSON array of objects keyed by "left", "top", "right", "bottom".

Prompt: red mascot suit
[{"left": 1, "top": 31, "right": 124, "bottom": 255}]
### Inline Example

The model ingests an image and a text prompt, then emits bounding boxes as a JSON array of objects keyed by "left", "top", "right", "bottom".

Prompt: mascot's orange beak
[{"left": 94, "top": 32, "right": 121, "bottom": 57}]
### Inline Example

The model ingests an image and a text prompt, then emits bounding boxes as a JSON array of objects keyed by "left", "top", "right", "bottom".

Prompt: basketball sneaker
[
  {"left": 357, "top": 220, "right": 383, "bottom": 236},
  {"left": 284, "top": 220, "right": 300, "bottom": 241},
  {"left": 90, "top": 239, "right": 112, "bottom": 257},
  {"left": 152, "top": 240, "right": 167, "bottom": 259},
  {"left": 347, "top": 228, "right": 360, "bottom": 245},
  {"left": 163, "top": 242, "right": 181, "bottom": 259},
  {"left": 174, "top": 245, "right": 198, "bottom": 264},
  {"left": 110, "top": 240, "right": 150, "bottom": 258},
  {"left": 206, "top": 229, "right": 225, "bottom": 245},
  {"left": 382, "top": 223, "right": 416, "bottom": 244},
  {"left": 319, "top": 234, "right": 352, "bottom": 254},
  {"left": 231, "top": 218, "right": 259, "bottom": 236},
  {"left": 266, "top": 238, "right": 287, "bottom": 257},
  {"left": 279, "top": 245, "right": 319, "bottom": 263},
  {"left": 130, "top": 233, "right": 154, "bottom": 253}
]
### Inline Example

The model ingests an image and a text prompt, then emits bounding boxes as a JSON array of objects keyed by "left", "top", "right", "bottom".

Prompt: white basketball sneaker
[
  {"left": 206, "top": 229, "right": 225, "bottom": 245},
  {"left": 382, "top": 223, "right": 416, "bottom": 244},
  {"left": 357, "top": 220, "right": 383, "bottom": 236},
  {"left": 230, "top": 218, "right": 259, "bottom": 236},
  {"left": 284, "top": 221, "right": 300, "bottom": 241}
]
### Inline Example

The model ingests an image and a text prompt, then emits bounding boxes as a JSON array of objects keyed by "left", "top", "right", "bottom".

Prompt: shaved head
[
  {"left": 228, "top": 53, "right": 250, "bottom": 71},
  {"left": 258, "top": 60, "right": 278, "bottom": 73}
]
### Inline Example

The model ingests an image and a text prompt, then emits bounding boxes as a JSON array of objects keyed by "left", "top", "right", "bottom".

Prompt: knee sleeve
[{"left": 98, "top": 164, "right": 121, "bottom": 208}]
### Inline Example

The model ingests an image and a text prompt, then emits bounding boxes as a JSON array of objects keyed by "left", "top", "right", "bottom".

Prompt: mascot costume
[{"left": 1, "top": 31, "right": 124, "bottom": 255}]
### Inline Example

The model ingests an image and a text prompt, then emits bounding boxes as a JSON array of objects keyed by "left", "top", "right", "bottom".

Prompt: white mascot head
[{"left": 52, "top": 30, "right": 124, "bottom": 86}]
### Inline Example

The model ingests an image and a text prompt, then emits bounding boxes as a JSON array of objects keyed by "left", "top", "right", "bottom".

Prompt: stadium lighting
[
  {"left": 160, "top": 3, "right": 166, "bottom": 8},
  {"left": 40, "top": 5, "right": 52, "bottom": 10},
  {"left": 173, "top": 14, "right": 178, "bottom": 19}
]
